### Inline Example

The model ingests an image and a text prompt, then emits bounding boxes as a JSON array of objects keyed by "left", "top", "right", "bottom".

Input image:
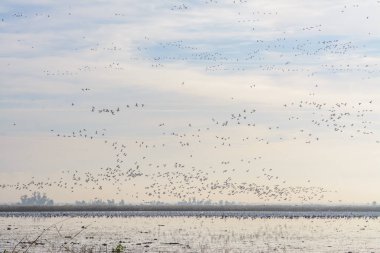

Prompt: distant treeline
[
  {"left": 16, "top": 192, "right": 241, "bottom": 206},
  {"left": 19, "top": 192, "right": 54, "bottom": 206},
  {"left": 75, "top": 199, "right": 126, "bottom": 206},
  {"left": 9, "top": 193, "right": 380, "bottom": 213},
  {"left": 1, "top": 204, "right": 380, "bottom": 213},
  {"left": 74, "top": 198, "right": 239, "bottom": 206}
]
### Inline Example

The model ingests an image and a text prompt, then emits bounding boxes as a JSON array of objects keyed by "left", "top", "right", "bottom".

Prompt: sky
[{"left": 0, "top": 0, "right": 380, "bottom": 205}]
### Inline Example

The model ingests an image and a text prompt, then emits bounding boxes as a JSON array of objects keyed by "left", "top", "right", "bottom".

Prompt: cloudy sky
[{"left": 0, "top": 0, "right": 380, "bottom": 204}]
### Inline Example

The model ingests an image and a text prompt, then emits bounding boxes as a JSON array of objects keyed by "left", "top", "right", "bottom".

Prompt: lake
[{"left": 1, "top": 211, "right": 380, "bottom": 252}]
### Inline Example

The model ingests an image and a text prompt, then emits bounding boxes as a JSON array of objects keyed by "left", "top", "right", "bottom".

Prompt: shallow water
[{"left": 1, "top": 212, "right": 380, "bottom": 252}]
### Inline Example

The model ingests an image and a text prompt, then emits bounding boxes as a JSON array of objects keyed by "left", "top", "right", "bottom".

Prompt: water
[{"left": 1, "top": 211, "right": 380, "bottom": 252}]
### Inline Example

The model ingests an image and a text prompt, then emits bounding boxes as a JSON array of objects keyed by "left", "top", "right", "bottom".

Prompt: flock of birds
[
  {"left": 1, "top": 1, "right": 379, "bottom": 204},
  {"left": 0, "top": 131, "right": 331, "bottom": 203}
]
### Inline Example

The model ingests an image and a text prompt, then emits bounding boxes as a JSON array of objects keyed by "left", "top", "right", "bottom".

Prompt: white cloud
[{"left": 0, "top": 0, "right": 380, "bottom": 204}]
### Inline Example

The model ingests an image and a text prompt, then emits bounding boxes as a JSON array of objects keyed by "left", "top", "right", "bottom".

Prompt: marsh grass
[{"left": 4, "top": 218, "right": 120, "bottom": 253}]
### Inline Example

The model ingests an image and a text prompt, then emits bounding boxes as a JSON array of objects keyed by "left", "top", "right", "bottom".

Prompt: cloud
[{"left": 0, "top": 0, "right": 380, "bottom": 203}]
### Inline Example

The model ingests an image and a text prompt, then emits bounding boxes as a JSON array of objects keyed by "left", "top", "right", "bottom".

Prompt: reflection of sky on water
[{"left": 1, "top": 215, "right": 380, "bottom": 252}]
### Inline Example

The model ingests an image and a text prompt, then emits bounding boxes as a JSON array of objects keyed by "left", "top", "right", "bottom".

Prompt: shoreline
[{"left": 1, "top": 204, "right": 380, "bottom": 213}]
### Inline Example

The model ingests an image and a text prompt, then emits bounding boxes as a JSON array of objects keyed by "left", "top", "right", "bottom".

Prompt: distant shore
[{"left": 1, "top": 204, "right": 380, "bottom": 213}]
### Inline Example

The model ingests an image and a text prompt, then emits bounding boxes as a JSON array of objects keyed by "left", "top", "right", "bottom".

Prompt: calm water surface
[{"left": 1, "top": 211, "right": 380, "bottom": 252}]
